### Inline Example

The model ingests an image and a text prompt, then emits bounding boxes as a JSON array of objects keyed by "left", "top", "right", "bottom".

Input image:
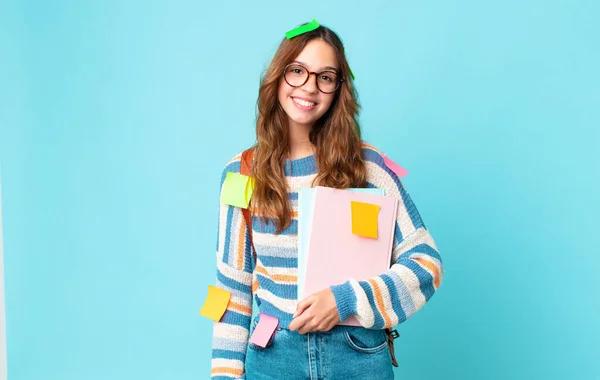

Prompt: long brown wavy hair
[{"left": 250, "top": 23, "right": 367, "bottom": 233}]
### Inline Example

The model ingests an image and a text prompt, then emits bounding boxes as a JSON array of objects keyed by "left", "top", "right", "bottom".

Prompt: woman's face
[{"left": 278, "top": 39, "right": 339, "bottom": 131}]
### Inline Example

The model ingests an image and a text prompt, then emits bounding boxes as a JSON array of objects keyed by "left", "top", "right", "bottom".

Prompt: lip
[{"left": 291, "top": 96, "right": 318, "bottom": 111}]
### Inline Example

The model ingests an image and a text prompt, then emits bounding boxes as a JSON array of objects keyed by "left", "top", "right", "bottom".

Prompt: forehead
[{"left": 293, "top": 39, "right": 338, "bottom": 71}]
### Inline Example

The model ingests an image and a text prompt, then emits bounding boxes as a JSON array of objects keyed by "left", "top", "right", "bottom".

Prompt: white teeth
[{"left": 293, "top": 97, "right": 316, "bottom": 107}]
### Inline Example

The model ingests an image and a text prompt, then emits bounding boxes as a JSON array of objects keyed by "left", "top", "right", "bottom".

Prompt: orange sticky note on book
[
  {"left": 351, "top": 201, "right": 381, "bottom": 239},
  {"left": 220, "top": 172, "right": 254, "bottom": 209},
  {"left": 199, "top": 285, "right": 231, "bottom": 322}
]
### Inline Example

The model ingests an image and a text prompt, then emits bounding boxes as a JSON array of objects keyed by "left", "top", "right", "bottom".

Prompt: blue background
[{"left": 1, "top": 0, "right": 599, "bottom": 379}]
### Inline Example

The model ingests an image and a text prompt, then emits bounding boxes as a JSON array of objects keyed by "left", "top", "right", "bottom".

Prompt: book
[{"left": 298, "top": 186, "right": 398, "bottom": 326}]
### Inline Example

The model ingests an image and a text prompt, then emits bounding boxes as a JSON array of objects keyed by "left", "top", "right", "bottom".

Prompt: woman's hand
[{"left": 289, "top": 288, "right": 341, "bottom": 334}]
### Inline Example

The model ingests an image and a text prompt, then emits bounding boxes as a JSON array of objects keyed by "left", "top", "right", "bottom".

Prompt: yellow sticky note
[
  {"left": 220, "top": 172, "right": 254, "bottom": 209},
  {"left": 351, "top": 201, "right": 381, "bottom": 239},
  {"left": 199, "top": 285, "right": 231, "bottom": 322}
]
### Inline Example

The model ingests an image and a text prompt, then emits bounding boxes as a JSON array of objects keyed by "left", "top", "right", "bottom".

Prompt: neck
[{"left": 288, "top": 121, "right": 315, "bottom": 160}]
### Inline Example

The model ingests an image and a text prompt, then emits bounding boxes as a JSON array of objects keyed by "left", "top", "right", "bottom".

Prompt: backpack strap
[
  {"left": 385, "top": 328, "right": 400, "bottom": 367},
  {"left": 240, "top": 148, "right": 256, "bottom": 262}
]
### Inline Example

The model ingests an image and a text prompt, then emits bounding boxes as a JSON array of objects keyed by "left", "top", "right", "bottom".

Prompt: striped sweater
[{"left": 210, "top": 142, "right": 444, "bottom": 379}]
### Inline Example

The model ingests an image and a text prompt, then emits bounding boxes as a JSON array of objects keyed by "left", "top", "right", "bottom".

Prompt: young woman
[{"left": 210, "top": 22, "right": 443, "bottom": 380}]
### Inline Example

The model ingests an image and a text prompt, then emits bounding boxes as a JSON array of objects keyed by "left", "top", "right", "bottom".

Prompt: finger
[
  {"left": 288, "top": 318, "right": 300, "bottom": 332},
  {"left": 295, "top": 318, "right": 310, "bottom": 335},
  {"left": 311, "top": 315, "right": 334, "bottom": 333},
  {"left": 293, "top": 297, "right": 314, "bottom": 318},
  {"left": 289, "top": 311, "right": 311, "bottom": 332},
  {"left": 299, "top": 312, "right": 321, "bottom": 335},
  {"left": 295, "top": 307, "right": 318, "bottom": 335},
  {"left": 298, "top": 319, "right": 316, "bottom": 335}
]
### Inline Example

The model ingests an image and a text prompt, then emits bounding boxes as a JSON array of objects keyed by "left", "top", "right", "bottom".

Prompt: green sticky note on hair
[{"left": 285, "top": 19, "right": 320, "bottom": 39}]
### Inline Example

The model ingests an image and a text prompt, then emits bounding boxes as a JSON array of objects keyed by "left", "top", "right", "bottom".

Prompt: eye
[
  {"left": 289, "top": 66, "right": 306, "bottom": 75},
  {"left": 320, "top": 74, "right": 333, "bottom": 82}
]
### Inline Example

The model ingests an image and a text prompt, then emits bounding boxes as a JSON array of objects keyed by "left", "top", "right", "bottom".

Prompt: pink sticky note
[
  {"left": 249, "top": 313, "right": 279, "bottom": 348},
  {"left": 383, "top": 155, "right": 409, "bottom": 178}
]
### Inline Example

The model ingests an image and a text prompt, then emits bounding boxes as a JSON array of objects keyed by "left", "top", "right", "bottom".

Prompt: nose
[{"left": 301, "top": 72, "right": 319, "bottom": 93}]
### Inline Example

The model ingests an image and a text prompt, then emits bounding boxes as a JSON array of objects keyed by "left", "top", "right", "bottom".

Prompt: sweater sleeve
[
  {"left": 210, "top": 160, "right": 254, "bottom": 380},
  {"left": 330, "top": 162, "right": 444, "bottom": 329}
]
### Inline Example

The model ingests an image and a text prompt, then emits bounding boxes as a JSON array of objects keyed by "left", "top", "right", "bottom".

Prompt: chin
[
  {"left": 288, "top": 109, "right": 322, "bottom": 128},
  {"left": 290, "top": 116, "right": 318, "bottom": 128}
]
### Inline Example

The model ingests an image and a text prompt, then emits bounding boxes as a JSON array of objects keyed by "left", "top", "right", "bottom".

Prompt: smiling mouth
[{"left": 292, "top": 97, "right": 317, "bottom": 108}]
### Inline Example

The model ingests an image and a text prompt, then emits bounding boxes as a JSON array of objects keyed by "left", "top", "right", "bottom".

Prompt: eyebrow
[{"left": 293, "top": 61, "right": 339, "bottom": 72}]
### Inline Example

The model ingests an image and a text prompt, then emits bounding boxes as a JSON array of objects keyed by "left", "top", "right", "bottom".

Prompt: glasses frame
[{"left": 282, "top": 63, "right": 345, "bottom": 94}]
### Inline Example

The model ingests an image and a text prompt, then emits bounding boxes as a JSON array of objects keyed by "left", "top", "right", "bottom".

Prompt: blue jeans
[{"left": 245, "top": 315, "right": 395, "bottom": 380}]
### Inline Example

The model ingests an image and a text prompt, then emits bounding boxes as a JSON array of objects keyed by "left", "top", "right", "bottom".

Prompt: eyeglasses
[{"left": 283, "top": 63, "right": 344, "bottom": 94}]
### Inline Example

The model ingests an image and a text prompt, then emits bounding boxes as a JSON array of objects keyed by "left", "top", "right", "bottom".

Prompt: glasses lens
[
  {"left": 284, "top": 65, "right": 308, "bottom": 87},
  {"left": 316, "top": 71, "right": 339, "bottom": 93}
]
